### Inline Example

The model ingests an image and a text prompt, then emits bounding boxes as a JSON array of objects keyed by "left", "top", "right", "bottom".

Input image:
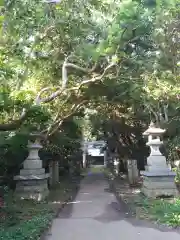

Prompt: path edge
[
  {"left": 40, "top": 175, "right": 83, "bottom": 240},
  {"left": 104, "top": 171, "right": 132, "bottom": 214}
]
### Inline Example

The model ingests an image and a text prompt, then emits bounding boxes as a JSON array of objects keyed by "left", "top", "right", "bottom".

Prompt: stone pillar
[
  {"left": 49, "top": 161, "right": 53, "bottom": 187},
  {"left": 14, "top": 140, "right": 49, "bottom": 201},
  {"left": 127, "top": 159, "right": 139, "bottom": 185},
  {"left": 54, "top": 161, "right": 59, "bottom": 183},
  {"left": 49, "top": 160, "right": 59, "bottom": 187},
  {"left": 141, "top": 123, "right": 178, "bottom": 198},
  {"left": 104, "top": 150, "right": 107, "bottom": 167}
]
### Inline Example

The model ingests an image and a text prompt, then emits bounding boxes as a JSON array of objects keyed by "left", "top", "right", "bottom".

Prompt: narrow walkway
[{"left": 45, "top": 172, "right": 180, "bottom": 240}]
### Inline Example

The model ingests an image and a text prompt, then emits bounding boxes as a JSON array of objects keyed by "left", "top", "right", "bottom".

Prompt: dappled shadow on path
[
  {"left": 109, "top": 179, "right": 180, "bottom": 234},
  {"left": 94, "top": 197, "right": 180, "bottom": 234},
  {"left": 57, "top": 172, "right": 180, "bottom": 235}
]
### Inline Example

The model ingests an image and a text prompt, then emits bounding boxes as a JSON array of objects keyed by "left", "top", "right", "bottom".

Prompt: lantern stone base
[
  {"left": 141, "top": 171, "right": 178, "bottom": 198},
  {"left": 14, "top": 174, "right": 49, "bottom": 201}
]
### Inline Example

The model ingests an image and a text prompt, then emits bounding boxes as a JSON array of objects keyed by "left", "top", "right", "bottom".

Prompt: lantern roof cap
[{"left": 143, "top": 121, "right": 166, "bottom": 136}]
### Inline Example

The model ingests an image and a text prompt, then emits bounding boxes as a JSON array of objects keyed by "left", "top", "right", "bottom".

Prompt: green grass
[
  {"left": 0, "top": 211, "right": 54, "bottom": 240},
  {"left": 141, "top": 198, "right": 180, "bottom": 226},
  {"left": 0, "top": 198, "right": 55, "bottom": 240},
  {"left": 124, "top": 193, "right": 180, "bottom": 227},
  {"left": 0, "top": 178, "right": 79, "bottom": 240},
  {"left": 107, "top": 168, "right": 180, "bottom": 228}
]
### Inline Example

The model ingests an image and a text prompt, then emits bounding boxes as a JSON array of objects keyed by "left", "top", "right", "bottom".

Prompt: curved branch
[
  {"left": 0, "top": 58, "right": 114, "bottom": 131},
  {"left": 45, "top": 99, "right": 88, "bottom": 137},
  {"left": 35, "top": 86, "right": 63, "bottom": 104},
  {"left": 41, "top": 93, "right": 72, "bottom": 135},
  {"left": 78, "top": 62, "right": 115, "bottom": 88},
  {"left": 36, "top": 61, "right": 115, "bottom": 104},
  {"left": 62, "top": 59, "right": 91, "bottom": 89}
]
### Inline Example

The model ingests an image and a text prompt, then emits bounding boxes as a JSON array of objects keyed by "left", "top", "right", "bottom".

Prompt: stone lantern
[
  {"left": 141, "top": 122, "right": 178, "bottom": 198},
  {"left": 14, "top": 133, "right": 49, "bottom": 201}
]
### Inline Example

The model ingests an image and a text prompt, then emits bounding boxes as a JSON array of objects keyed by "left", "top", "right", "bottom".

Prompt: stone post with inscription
[
  {"left": 127, "top": 159, "right": 139, "bottom": 185},
  {"left": 49, "top": 160, "right": 59, "bottom": 187}
]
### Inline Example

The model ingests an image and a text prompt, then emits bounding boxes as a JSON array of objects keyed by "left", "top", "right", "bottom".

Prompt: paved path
[{"left": 45, "top": 172, "right": 180, "bottom": 240}]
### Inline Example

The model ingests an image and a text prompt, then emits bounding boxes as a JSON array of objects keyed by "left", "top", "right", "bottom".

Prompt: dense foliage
[
  {"left": 0, "top": 0, "right": 180, "bottom": 175},
  {"left": 0, "top": 0, "right": 180, "bottom": 238}
]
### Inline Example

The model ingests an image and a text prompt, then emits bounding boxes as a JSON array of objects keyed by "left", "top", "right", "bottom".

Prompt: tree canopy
[{"left": 0, "top": 0, "right": 180, "bottom": 163}]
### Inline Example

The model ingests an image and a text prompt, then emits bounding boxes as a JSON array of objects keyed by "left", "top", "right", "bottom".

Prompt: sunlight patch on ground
[
  {"left": 88, "top": 165, "right": 105, "bottom": 174},
  {"left": 132, "top": 189, "right": 141, "bottom": 194},
  {"left": 51, "top": 200, "right": 93, "bottom": 204},
  {"left": 67, "top": 200, "right": 93, "bottom": 204}
]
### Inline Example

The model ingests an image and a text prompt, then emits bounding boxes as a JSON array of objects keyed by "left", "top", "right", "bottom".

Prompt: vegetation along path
[{"left": 45, "top": 170, "right": 180, "bottom": 240}]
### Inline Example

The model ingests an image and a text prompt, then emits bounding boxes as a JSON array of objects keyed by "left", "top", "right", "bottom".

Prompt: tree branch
[
  {"left": 61, "top": 57, "right": 96, "bottom": 89},
  {"left": 41, "top": 93, "right": 72, "bottom": 135},
  {"left": 35, "top": 86, "right": 63, "bottom": 104},
  {"left": 71, "top": 62, "right": 116, "bottom": 91},
  {"left": 144, "top": 104, "right": 159, "bottom": 123},
  {"left": 35, "top": 60, "right": 115, "bottom": 104},
  {"left": 0, "top": 57, "right": 114, "bottom": 131},
  {"left": 45, "top": 99, "right": 88, "bottom": 137}
]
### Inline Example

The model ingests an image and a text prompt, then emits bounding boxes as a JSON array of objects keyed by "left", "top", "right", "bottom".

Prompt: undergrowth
[
  {"left": 0, "top": 212, "right": 54, "bottom": 240},
  {"left": 143, "top": 198, "right": 180, "bottom": 227},
  {"left": 129, "top": 195, "right": 180, "bottom": 227},
  {"left": 107, "top": 168, "right": 180, "bottom": 227},
  {"left": 0, "top": 178, "right": 79, "bottom": 240},
  {"left": 0, "top": 199, "right": 55, "bottom": 240}
]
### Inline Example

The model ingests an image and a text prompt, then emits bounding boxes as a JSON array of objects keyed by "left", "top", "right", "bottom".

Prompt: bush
[{"left": 172, "top": 167, "right": 180, "bottom": 183}]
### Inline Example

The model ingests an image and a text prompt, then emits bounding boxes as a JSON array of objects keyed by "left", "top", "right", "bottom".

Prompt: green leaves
[
  {"left": 0, "top": 0, "right": 179, "bottom": 161},
  {"left": 0, "top": 212, "right": 54, "bottom": 240},
  {"left": 10, "top": 90, "right": 35, "bottom": 102},
  {"left": 0, "top": 14, "right": 4, "bottom": 24},
  {"left": 0, "top": 0, "right": 4, "bottom": 6},
  {"left": 0, "top": 0, "right": 4, "bottom": 34}
]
